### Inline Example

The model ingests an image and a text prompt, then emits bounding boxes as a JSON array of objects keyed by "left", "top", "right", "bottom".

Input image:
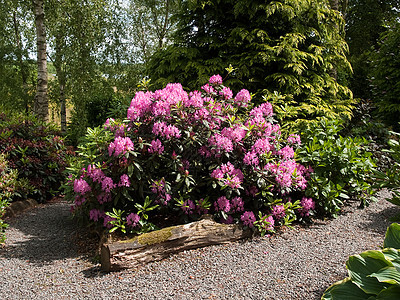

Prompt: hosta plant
[
  {"left": 322, "top": 223, "right": 400, "bottom": 299},
  {"left": 64, "top": 75, "right": 314, "bottom": 235}
]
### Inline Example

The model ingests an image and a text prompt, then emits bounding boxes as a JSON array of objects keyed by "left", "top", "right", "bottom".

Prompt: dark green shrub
[
  {"left": 297, "top": 119, "right": 377, "bottom": 218},
  {"left": 0, "top": 153, "right": 35, "bottom": 243},
  {"left": 0, "top": 113, "right": 73, "bottom": 202}
]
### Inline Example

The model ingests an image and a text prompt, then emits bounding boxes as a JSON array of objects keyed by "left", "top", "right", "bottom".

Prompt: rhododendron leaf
[{"left": 384, "top": 223, "right": 400, "bottom": 249}]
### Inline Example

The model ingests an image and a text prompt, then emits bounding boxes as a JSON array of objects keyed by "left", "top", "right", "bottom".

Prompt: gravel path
[{"left": 1, "top": 190, "right": 399, "bottom": 300}]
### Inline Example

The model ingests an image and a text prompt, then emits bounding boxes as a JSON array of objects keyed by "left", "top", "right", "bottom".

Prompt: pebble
[{"left": 0, "top": 190, "right": 398, "bottom": 299}]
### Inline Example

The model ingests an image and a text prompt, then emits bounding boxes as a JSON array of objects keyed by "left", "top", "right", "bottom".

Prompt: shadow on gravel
[
  {"left": 0, "top": 200, "right": 83, "bottom": 265},
  {"left": 358, "top": 202, "right": 400, "bottom": 234}
]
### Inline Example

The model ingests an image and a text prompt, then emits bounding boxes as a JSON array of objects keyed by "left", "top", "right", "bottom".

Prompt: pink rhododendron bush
[{"left": 64, "top": 75, "right": 314, "bottom": 236}]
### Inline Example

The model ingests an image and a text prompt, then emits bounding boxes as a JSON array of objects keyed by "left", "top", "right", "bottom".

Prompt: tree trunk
[
  {"left": 54, "top": 34, "right": 67, "bottom": 133},
  {"left": 33, "top": 0, "right": 49, "bottom": 122},
  {"left": 12, "top": 11, "right": 29, "bottom": 114}
]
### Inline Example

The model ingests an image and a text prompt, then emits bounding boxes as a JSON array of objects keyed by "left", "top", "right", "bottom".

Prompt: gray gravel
[{"left": 1, "top": 190, "right": 399, "bottom": 300}]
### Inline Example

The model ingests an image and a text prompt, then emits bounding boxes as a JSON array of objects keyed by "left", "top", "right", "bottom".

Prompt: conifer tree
[{"left": 148, "top": 0, "right": 354, "bottom": 130}]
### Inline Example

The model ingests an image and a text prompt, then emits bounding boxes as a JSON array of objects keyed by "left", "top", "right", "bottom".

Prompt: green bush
[
  {"left": 0, "top": 113, "right": 72, "bottom": 202},
  {"left": 0, "top": 153, "right": 34, "bottom": 243},
  {"left": 297, "top": 119, "right": 377, "bottom": 218},
  {"left": 374, "top": 130, "right": 400, "bottom": 219},
  {"left": 322, "top": 223, "right": 400, "bottom": 299}
]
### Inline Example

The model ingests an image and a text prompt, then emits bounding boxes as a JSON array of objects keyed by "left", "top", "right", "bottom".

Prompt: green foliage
[
  {"left": 0, "top": 113, "right": 72, "bottom": 202},
  {"left": 148, "top": 0, "right": 354, "bottom": 130},
  {"left": 322, "top": 223, "right": 400, "bottom": 299},
  {"left": 0, "top": 153, "right": 35, "bottom": 243},
  {"left": 369, "top": 22, "right": 400, "bottom": 130},
  {"left": 345, "top": 0, "right": 400, "bottom": 99},
  {"left": 297, "top": 118, "right": 377, "bottom": 217},
  {"left": 374, "top": 130, "right": 400, "bottom": 220}
]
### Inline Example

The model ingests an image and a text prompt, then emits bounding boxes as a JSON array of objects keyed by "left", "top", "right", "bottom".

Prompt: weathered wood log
[{"left": 100, "top": 215, "right": 252, "bottom": 272}]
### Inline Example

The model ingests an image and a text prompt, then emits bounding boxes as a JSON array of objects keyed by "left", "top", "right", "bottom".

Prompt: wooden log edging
[{"left": 100, "top": 215, "right": 252, "bottom": 272}]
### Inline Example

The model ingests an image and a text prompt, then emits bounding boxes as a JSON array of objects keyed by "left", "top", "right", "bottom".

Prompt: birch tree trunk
[
  {"left": 33, "top": 0, "right": 49, "bottom": 122},
  {"left": 54, "top": 34, "right": 67, "bottom": 133}
]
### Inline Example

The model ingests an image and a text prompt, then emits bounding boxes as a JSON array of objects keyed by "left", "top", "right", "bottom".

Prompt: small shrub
[
  {"left": 322, "top": 223, "right": 400, "bottom": 299},
  {"left": 64, "top": 75, "right": 314, "bottom": 235},
  {"left": 374, "top": 130, "right": 400, "bottom": 219},
  {"left": 297, "top": 119, "right": 377, "bottom": 218},
  {"left": 0, "top": 113, "right": 73, "bottom": 202},
  {"left": 0, "top": 153, "right": 35, "bottom": 243}
]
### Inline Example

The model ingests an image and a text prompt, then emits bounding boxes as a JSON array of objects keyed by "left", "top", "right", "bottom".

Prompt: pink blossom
[
  {"left": 234, "top": 89, "right": 251, "bottom": 107},
  {"left": 196, "top": 198, "right": 209, "bottom": 214},
  {"left": 209, "top": 74, "right": 223, "bottom": 85},
  {"left": 241, "top": 211, "right": 256, "bottom": 228},
  {"left": 221, "top": 215, "right": 234, "bottom": 224},
  {"left": 97, "top": 192, "right": 112, "bottom": 204},
  {"left": 278, "top": 146, "right": 295, "bottom": 160},
  {"left": 201, "top": 84, "right": 215, "bottom": 94},
  {"left": 108, "top": 136, "right": 134, "bottom": 157},
  {"left": 221, "top": 125, "right": 247, "bottom": 143},
  {"left": 208, "top": 133, "right": 233, "bottom": 153},
  {"left": 246, "top": 186, "right": 259, "bottom": 197},
  {"left": 243, "top": 151, "right": 259, "bottom": 167},
  {"left": 287, "top": 134, "right": 301, "bottom": 146},
  {"left": 184, "top": 90, "right": 204, "bottom": 107},
  {"left": 101, "top": 176, "right": 116, "bottom": 193},
  {"left": 118, "top": 174, "right": 130, "bottom": 187},
  {"left": 87, "top": 165, "right": 105, "bottom": 183},
  {"left": 231, "top": 196, "right": 244, "bottom": 212},
  {"left": 264, "top": 215, "right": 275, "bottom": 231},
  {"left": 219, "top": 86, "right": 233, "bottom": 99},
  {"left": 127, "top": 91, "right": 153, "bottom": 120},
  {"left": 299, "top": 197, "right": 315, "bottom": 216},
  {"left": 250, "top": 102, "right": 273, "bottom": 119},
  {"left": 73, "top": 178, "right": 91, "bottom": 195},
  {"left": 152, "top": 122, "right": 181, "bottom": 139},
  {"left": 103, "top": 215, "right": 115, "bottom": 229},
  {"left": 272, "top": 204, "right": 285, "bottom": 219},
  {"left": 89, "top": 209, "right": 102, "bottom": 222},
  {"left": 148, "top": 139, "right": 164, "bottom": 154},
  {"left": 252, "top": 138, "right": 271, "bottom": 155},
  {"left": 181, "top": 199, "right": 196, "bottom": 215},
  {"left": 127, "top": 213, "right": 140, "bottom": 227},
  {"left": 214, "top": 196, "right": 231, "bottom": 212},
  {"left": 211, "top": 162, "right": 244, "bottom": 189}
]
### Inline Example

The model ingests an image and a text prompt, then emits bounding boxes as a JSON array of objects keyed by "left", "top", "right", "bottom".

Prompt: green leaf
[
  {"left": 369, "top": 266, "right": 400, "bottom": 285},
  {"left": 376, "top": 285, "right": 400, "bottom": 299},
  {"left": 321, "top": 278, "right": 374, "bottom": 300},
  {"left": 347, "top": 251, "right": 393, "bottom": 295},
  {"left": 384, "top": 223, "right": 400, "bottom": 249}
]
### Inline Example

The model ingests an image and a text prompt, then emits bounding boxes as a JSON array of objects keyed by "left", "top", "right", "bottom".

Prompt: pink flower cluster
[
  {"left": 108, "top": 136, "right": 134, "bottom": 157},
  {"left": 127, "top": 213, "right": 140, "bottom": 227},
  {"left": 148, "top": 139, "right": 164, "bottom": 154},
  {"left": 272, "top": 204, "right": 285, "bottom": 219},
  {"left": 150, "top": 178, "right": 171, "bottom": 205},
  {"left": 74, "top": 178, "right": 91, "bottom": 195},
  {"left": 299, "top": 197, "right": 315, "bottom": 216},
  {"left": 152, "top": 122, "right": 181, "bottom": 140},
  {"left": 234, "top": 89, "right": 251, "bottom": 108},
  {"left": 211, "top": 162, "right": 244, "bottom": 189},
  {"left": 240, "top": 211, "right": 256, "bottom": 228},
  {"left": 209, "top": 74, "right": 223, "bottom": 85}
]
